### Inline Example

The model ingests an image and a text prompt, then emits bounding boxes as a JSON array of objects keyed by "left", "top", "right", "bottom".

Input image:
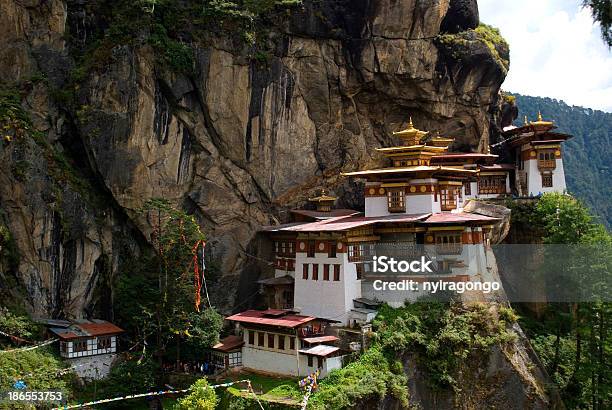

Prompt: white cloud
[{"left": 479, "top": 0, "right": 612, "bottom": 112}]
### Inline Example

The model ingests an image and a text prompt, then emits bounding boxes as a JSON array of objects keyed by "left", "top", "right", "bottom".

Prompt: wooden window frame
[
  {"left": 302, "top": 264, "right": 309, "bottom": 280},
  {"left": 323, "top": 264, "right": 330, "bottom": 281},
  {"left": 541, "top": 172, "right": 553, "bottom": 188},
  {"left": 333, "top": 264, "right": 340, "bottom": 281},
  {"left": 74, "top": 339, "right": 88, "bottom": 353},
  {"left": 289, "top": 337, "right": 295, "bottom": 350},
  {"left": 97, "top": 336, "right": 111, "bottom": 350},
  {"left": 435, "top": 233, "right": 462, "bottom": 255},
  {"left": 312, "top": 264, "right": 319, "bottom": 280},
  {"left": 386, "top": 188, "right": 405, "bottom": 213},
  {"left": 307, "top": 355, "right": 313, "bottom": 367}
]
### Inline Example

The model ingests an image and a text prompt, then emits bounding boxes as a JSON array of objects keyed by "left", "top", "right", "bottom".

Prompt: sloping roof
[
  {"left": 302, "top": 335, "right": 339, "bottom": 344},
  {"left": 49, "top": 319, "right": 124, "bottom": 340},
  {"left": 273, "top": 213, "right": 431, "bottom": 232},
  {"left": 299, "top": 344, "right": 340, "bottom": 357},
  {"left": 290, "top": 209, "right": 360, "bottom": 220},
  {"left": 342, "top": 165, "right": 477, "bottom": 178},
  {"left": 432, "top": 153, "right": 498, "bottom": 160},
  {"left": 423, "top": 212, "right": 499, "bottom": 224},
  {"left": 213, "top": 335, "right": 244, "bottom": 352},
  {"left": 479, "top": 164, "right": 515, "bottom": 171},
  {"left": 226, "top": 310, "right": 317, "bottom": 328}
]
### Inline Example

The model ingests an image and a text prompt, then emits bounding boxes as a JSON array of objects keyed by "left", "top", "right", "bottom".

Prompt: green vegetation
[
  {"left": 0, "top": 310, "right": 73, "bottom": 410},
  {"left": 437, "top": 23, "right": 510, "bottom": 73},
  {"left": 0, "top": 88, "right": 30, "bottom": 143},
  {"left": 307, "top": 301, "right": 517, "bottom": 409},
  {"left": 115, "top": 199, "right": 223, "bottom": 367},
  {"left": 584, "top": 0, "right": 612, "bottom": 46},
  {"left": 510, "top": 93, "right": 612, "bottom": 228},
  {"left": 175, "top": 378, "right": 217, "bottom": 409},
  {"left": 508, "top": 193, "right": 611, "bottom": 409}
]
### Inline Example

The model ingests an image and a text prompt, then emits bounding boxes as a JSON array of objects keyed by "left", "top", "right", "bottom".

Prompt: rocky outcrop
[{"left": 0, "top": 0, "right": 508, "bottom": 318}]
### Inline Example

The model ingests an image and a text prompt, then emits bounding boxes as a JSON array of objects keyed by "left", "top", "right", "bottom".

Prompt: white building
[
  {"left": 259, "top": 120, "right": 499, "bottom": 327},
  {"left": 501, "top": 113, "right": 571, "bottom": 197},
  {"left": 225, "top": 309, "right": 344, "bottom": 377},
  {"left": 48, "top": 319, "right": 123, "bottom": 379}
]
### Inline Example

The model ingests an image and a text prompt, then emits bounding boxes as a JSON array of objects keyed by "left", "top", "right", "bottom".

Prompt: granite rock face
[{"left": 0, "top": 0, "right": 507, "bottom": 317}]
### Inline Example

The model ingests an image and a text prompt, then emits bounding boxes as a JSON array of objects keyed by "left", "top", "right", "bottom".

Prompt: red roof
[
  {"left": 77, "top": 322, "right": 124, "bottom": 336},
  {"left": 302, "top": 335, "right": 339, "bottom": 344},
  {"left": 213, "top": 335, "right": 244, "bottom": 352},
  {"left": 272, "top": 213, "right": 431, "bottom": 232},
  {"left": 49, "top": 320, "right": 124, "bottom": 340},
  {"left": 423, "top": 212, "right": 498, "bottom": 224},
  {"left": 226, "top": 310, "right": 317, "bottom": 328}
]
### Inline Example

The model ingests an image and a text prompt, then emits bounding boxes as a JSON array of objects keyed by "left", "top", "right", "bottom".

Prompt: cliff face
[{"left": 0, "top": 0, "right": 508, "bottom": 318}]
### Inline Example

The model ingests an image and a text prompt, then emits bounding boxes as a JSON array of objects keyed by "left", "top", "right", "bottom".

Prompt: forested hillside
[{"left": 510, "top": 93, "right": 612, "bottom": 228}]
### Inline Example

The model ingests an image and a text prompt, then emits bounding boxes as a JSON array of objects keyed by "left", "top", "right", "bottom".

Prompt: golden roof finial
[
  {"left": 393, "top": 117, "right": 428, "bottom": 145},
  {"left": 524, "top": 115, "right": 528, "bottom": 125},
  {"left": 530, "top": 111, "right": 553, "bottom": 127}
]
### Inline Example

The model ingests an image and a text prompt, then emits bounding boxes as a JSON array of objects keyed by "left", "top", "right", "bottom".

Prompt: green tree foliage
[
  {"left": 0, "top": 311, "right": 72, "bottom": 410},
  {"left": 174, "top": 378, "right": 217, "bottom": 410},
  {"left": 115, "top": 198, "right": 222, "bottom": 367},
  {"left": 309, "top": 302, "right": 517, "bottom": 408},
  {"left": 510, "top": 93, "right": 612, "bottom": 228},
  {"left": 511, "top": 193, "right": 611, "bottom": 409},
  {"left": 584, "top": 0, "right": 612, "bottom": 46},
  {"left": 0, "top": 308, "right": 38, "bottom": 341}
]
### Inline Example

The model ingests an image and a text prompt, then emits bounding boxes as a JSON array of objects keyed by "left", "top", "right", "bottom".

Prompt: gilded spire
[
  {"left": 392, "top": 117, "right": 429, "bottom": 145},
  {"left": 530, "top": 110, "right": 553, "bottom": 127}
]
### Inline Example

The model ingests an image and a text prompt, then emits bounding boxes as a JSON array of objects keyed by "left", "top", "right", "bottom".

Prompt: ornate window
[
  {"left": 387, "top": 189, "right": 405, "bottom": 213},
  {"left": 541, "top": 172, "right": 553, "bottom": 188},
  {"left": 439, "top": 187, "right": 458, "bottom": 210},
  {"left": 348, "top": 243, "right": 376, "bottom": 262},
  {"left": 97, "top": 336, "right": 111, "bottom": 350},
  {"left": 478, "top": 176, "right": 506, "bottom": 195},
  {"left": 537, "top": 150, "right": 556, "bottom": 169},
  {"left": 74, "top": 339, "right": 88, "bottom": 353},
  {"left": 435, "top": 233, "right": 462, "bottom": 255}
]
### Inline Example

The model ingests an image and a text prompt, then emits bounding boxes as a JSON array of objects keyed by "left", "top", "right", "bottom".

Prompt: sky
[{"left": 478, "top": 0, "right": 612, "bottom": 112}]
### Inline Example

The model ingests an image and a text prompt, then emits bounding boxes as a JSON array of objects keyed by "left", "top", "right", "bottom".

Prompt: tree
[
  {"left": 584, "top": 0, "right": 612, "bottom": 47},
  {"left": 174, "top": 378, "right": 217, "bottom": 410},
  {"left": 115, "top": 198, "right": 222, "bottom": 369}
]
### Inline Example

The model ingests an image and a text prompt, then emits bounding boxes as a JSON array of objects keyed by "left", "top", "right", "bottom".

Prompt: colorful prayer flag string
[
  {"left": 50, "top": 379, "right": 254, "bottom": 410},
  {"left": 0, "top": 338, "right": 57, "bottom": 354}
]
